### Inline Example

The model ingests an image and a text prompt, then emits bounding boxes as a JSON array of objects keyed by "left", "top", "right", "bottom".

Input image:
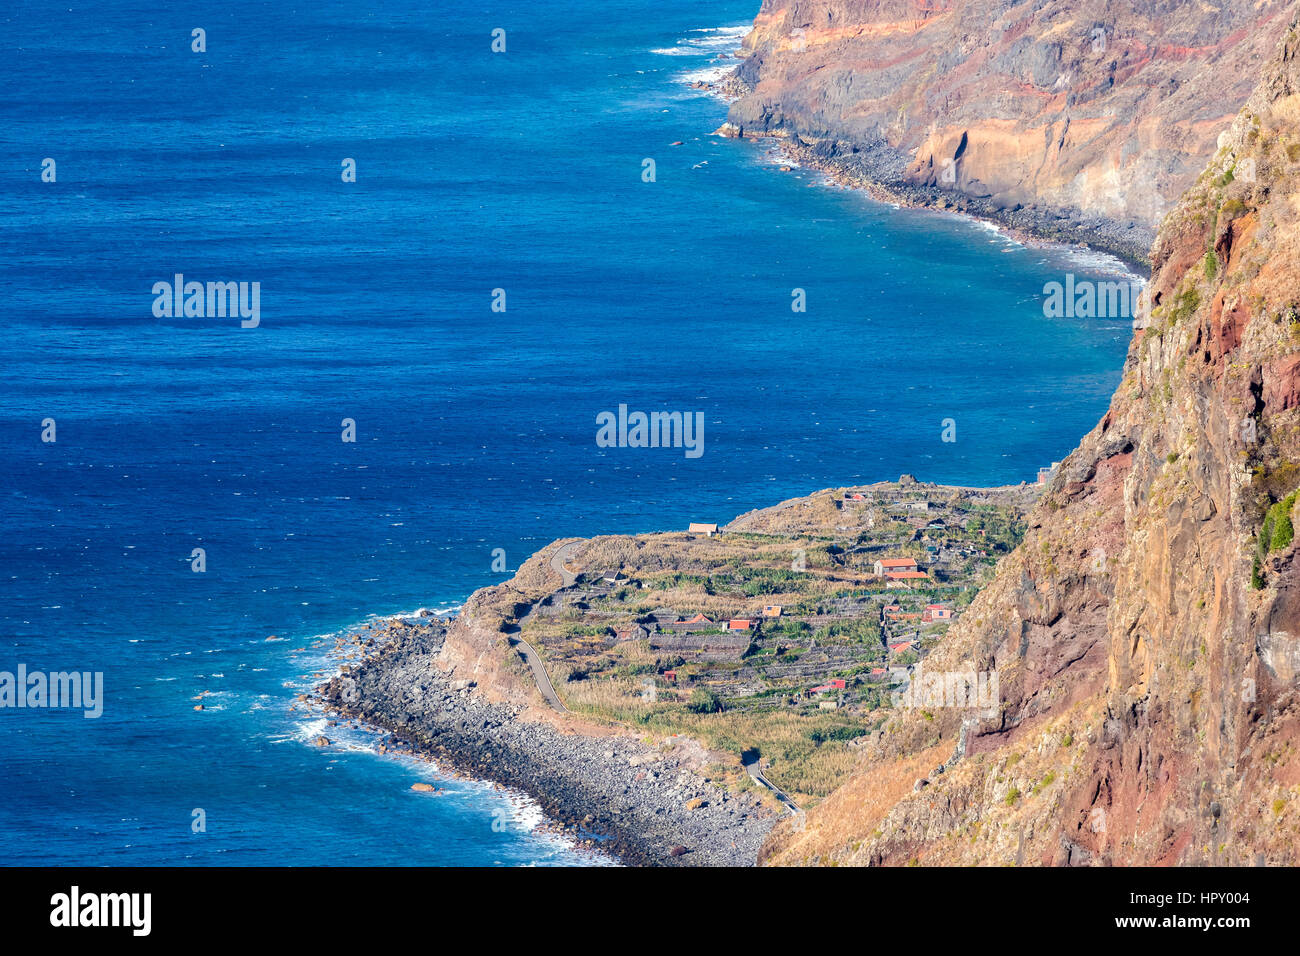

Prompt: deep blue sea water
[{"left": 0, "top": 1, "right": 1135, "bottom": 864}]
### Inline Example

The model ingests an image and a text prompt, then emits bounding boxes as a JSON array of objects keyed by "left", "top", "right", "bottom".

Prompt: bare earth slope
[
  {"left": 760, "top": 18, "right": 1300, "bottom": 866},
  {"left": 723, "top": 0, "right": 1291, "bottom": 263}
]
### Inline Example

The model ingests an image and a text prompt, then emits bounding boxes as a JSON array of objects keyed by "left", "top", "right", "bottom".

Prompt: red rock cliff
[{"left": 761, "top": 15, "right": 1300, "bottom": 866}]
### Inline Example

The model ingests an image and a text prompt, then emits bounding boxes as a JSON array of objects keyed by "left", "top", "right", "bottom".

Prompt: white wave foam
[
  {"left": 295, "top": 716, "right": 331, "bottom": 742},
  {"left": 1051, "top": 246, "right": 1147, "bottom": 284},
  {"left": 689, "top": 25, "right": 750, "bottom": 36},
  {"left": 677, "top": 63, "right": 735, "bottom": 86},
  {"left": 653, "top": 23, "right": 748, "bottom": 59}
]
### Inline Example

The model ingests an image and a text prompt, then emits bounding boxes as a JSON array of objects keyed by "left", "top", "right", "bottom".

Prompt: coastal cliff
[
  {"left": 721, "top": 0, "right": 1290, "bottom": 264},
  {"left": 760, "top": 17, "right": 1300, "bottom": 866}
]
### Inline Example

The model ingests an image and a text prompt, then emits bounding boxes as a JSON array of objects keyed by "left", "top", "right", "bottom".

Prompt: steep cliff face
[
  {"left": 725, "top": 0, "right": 1289, "bottom": 261},
  {"left": 761, "top": 20, "right": 1300, "bottom": 866}
]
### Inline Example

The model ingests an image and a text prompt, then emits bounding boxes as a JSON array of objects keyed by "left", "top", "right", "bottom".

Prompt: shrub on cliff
[
  {"left": 1266, "top": 491, "right": 1298, "bottom": 553},
  {"left": 1272, "top": 512, "right": 1294, "bottom": 551}
]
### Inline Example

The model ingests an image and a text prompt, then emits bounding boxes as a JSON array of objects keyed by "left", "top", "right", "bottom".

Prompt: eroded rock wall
[
  {"left": 761, "top": 16, "right": 1300, "bottom": 866},
  {"left": 726, "top": 0, "right": 1291, "bottom": 261}
]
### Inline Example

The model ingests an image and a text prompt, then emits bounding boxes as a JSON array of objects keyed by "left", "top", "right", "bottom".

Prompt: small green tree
[
  {"left": 687, "top": 688, "right": 723, "bottom": 714},
  {"left": 1272, "top": 512, "right": 1294, "bottom": 552}
]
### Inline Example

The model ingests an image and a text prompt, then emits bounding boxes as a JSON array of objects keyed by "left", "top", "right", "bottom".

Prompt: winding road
[
  {"left": 507, "top": 632, "right": 568, "bottom": 713},
  {"left": 742, "top": 751, "right": 802, "bottom": 814},
  {"left": 549, "top": 540, "right": 583, "bottom": 588},
  {"left": 503, "top": 540, "right": 586, "bottom": 713}
]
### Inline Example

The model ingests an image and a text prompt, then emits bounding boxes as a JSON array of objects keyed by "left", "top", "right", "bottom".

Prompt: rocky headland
[
  {"left": 317, "top": 616, "right": 777, "bottom": 866},
  {"left": 314, "top": 478, "right": 1033, "bottom": 866}
]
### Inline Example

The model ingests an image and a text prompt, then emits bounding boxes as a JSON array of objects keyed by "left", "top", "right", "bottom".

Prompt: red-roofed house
[
  {"left": 874, "top": 558, "right": 919, "bottom": 576},
  {"left": 727, "top": 619, "right": 755, "bottom": 631},
  {"left": 889, "top": 640, "right": 915, "bottom": 654},
  {"left": 927, "top": 605, "right": 953, "bottom": 620}
]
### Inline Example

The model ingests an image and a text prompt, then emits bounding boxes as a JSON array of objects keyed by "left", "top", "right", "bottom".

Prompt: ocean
[{"left": 0, "top": 0, "right": 1135, "bottom": 864}]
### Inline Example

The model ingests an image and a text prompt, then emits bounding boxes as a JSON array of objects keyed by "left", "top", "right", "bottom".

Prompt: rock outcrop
[
  {"left": 761, "top": 15, "right": 1300, "bottom": 866},
  {"left": 724, "top": 0, "right": 1292, "bottom": 263}
]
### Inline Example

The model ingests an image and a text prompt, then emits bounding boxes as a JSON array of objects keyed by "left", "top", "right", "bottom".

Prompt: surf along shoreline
[{"left": 313, "top": 612, "right": 777, "bottom": 866}]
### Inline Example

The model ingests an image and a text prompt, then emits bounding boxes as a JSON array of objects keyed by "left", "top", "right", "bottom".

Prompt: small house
[
  {"left": 762, "top": 605, "right": 783, "bottom": 618},
  {"left": 688, "top": 522, "right": 719, "bottom": 537},
  {"left": 727, "top": 618, "right": 755, "bottom": 631},
  {"left": 660, "top": 613, "right": 716, "bottom": 634},
  {"left": 874, "top": 558, "right": 919, "bottom": 576}
]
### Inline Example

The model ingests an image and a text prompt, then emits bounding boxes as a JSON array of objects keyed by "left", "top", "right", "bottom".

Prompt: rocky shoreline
[
  {"left": 700, "top": 70, "right": 1152, "bottom": 272},
  {"left": 315, "top": 616, "right": 777, "bottom": 867},
  {"left": 715, "top": 120, "right": 1153, "bottom": 272}
]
